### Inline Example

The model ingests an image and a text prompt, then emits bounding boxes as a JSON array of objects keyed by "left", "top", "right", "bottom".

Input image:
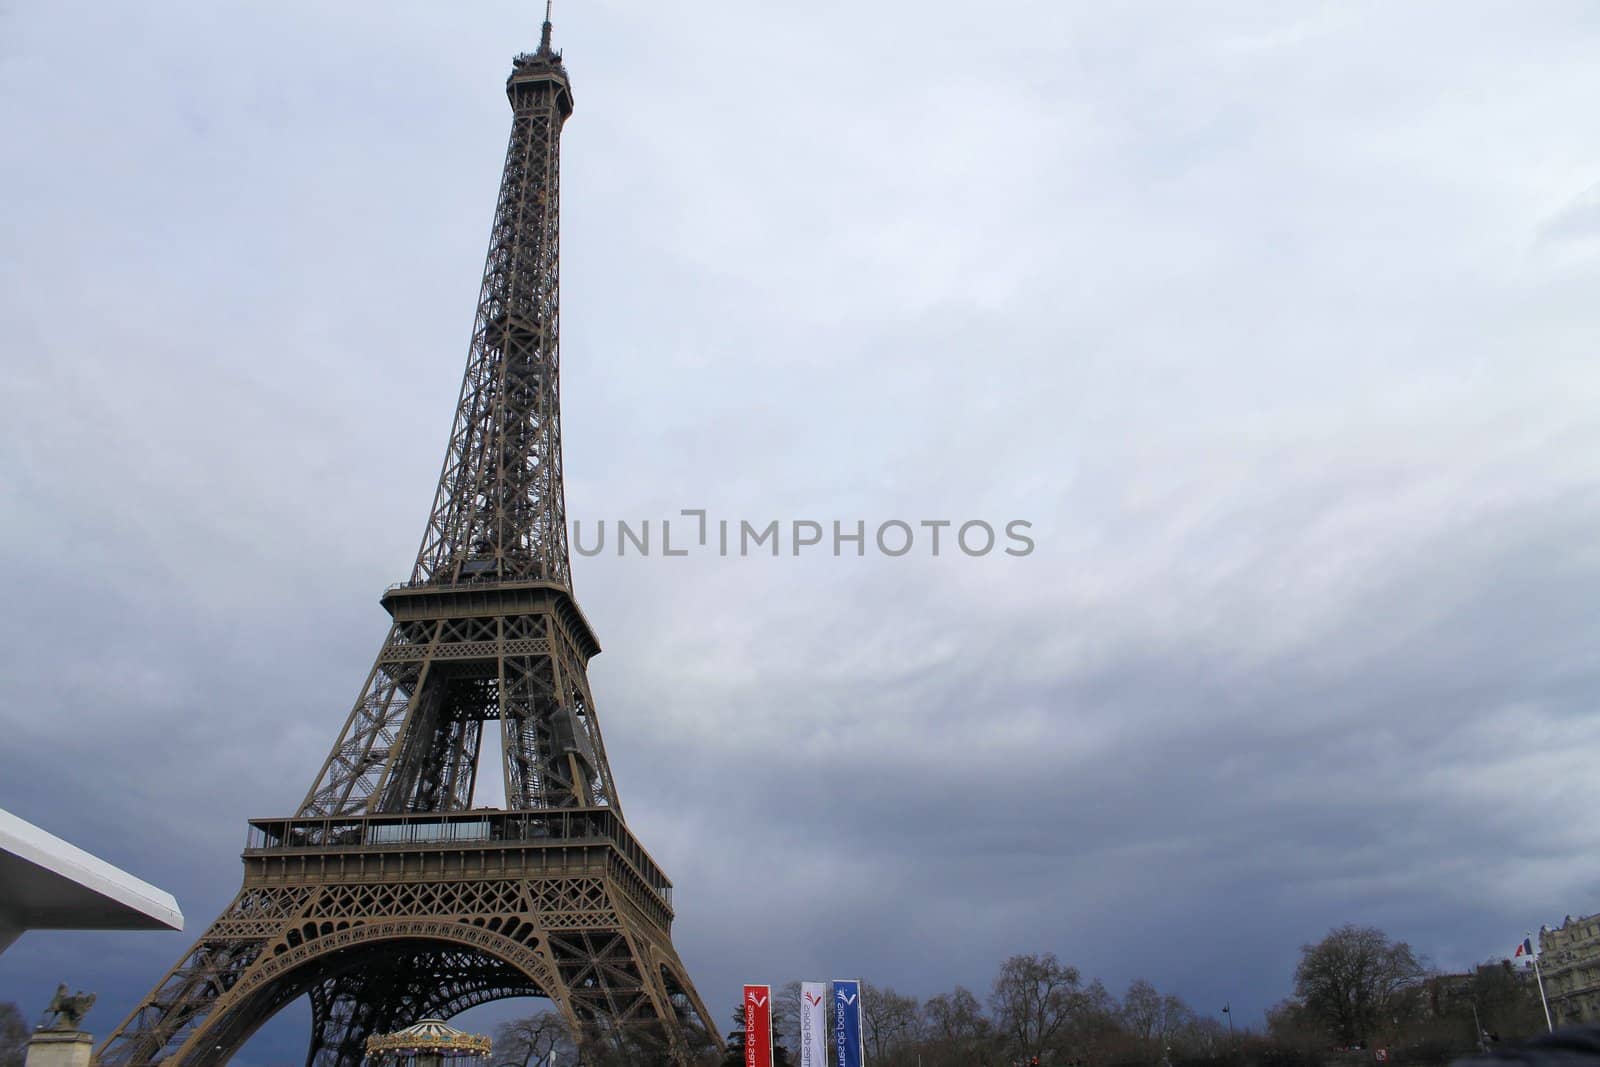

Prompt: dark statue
[{"left": 40, "top": 983, "right": 96, "bottom": 1031}]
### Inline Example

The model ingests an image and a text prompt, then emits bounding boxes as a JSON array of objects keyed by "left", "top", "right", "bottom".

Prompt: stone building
[{"left": 1540, "top": 913, "right": 1600, "bottom": 1027}]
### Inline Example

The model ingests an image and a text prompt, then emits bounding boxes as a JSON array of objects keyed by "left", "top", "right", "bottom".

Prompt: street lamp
[{"left": 1222, "top": 1003, "right": 1235, "bottom": 1048}]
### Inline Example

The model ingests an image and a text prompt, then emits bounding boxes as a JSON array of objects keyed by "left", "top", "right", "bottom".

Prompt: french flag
[{"left": 1514, "top": 937, "right": 1534, "bottom": 958}]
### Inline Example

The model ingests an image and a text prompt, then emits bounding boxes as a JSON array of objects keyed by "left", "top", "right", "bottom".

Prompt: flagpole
[
  {"left": 1528, "top": 932, "right": 1554, "bottom": 1032},
  {"left": 1533, "top": 954, "right": 1554, "bottom": 1032}
]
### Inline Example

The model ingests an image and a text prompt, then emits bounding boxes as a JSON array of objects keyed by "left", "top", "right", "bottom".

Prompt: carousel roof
[{"left": 365, "top": 1017, "right": 492, "bottom": 1057}]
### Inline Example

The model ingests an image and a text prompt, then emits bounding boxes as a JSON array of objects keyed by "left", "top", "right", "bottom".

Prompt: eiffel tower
[{"left": 99, "top": 12, "right": 719, "bottom": 1066}]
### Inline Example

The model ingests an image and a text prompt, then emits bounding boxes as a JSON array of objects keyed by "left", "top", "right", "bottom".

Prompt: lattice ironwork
[
  {"left": 412, "top": 18, "right": 573, "bottom": 590},
  {"left": 98, "top": 13, "right": 717, "bottom": 1066}
]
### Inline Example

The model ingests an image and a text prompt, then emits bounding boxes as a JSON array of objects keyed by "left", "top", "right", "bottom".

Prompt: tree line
[
  {"left": 1266, "top": 923, "right": 1549, "bottom": 1063},
  {"left": 711, "top": 953, "right": 1230, "bottom": 1067},
  {"left": 0, "top": 924, "right": 1552, "bottom": 1067},
  {"left": 491, "top": 951, "right": 1227, "bottom": 1067},
  {"left": 494, "top": 925, "right": 1549, "bottom": 1067}
]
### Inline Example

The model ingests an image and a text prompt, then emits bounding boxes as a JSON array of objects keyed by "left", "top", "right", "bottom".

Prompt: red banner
[{"left": 743, "top": 984, "right": 773, "bottom": 1067}]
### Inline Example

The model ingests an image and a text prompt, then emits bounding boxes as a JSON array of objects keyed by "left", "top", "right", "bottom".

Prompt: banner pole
[{"left": 1533, "top": 952, "right": 1553, "bottom": 1032}]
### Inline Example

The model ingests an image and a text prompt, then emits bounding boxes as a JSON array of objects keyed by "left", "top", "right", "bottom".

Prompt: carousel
[{"left": 364, "top": 1017, "right": 492, "bottom": 1066}]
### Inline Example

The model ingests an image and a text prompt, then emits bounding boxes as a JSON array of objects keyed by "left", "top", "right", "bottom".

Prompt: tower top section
[
  {"left": 410, "top": 3, "right": 577, "bottom": 588},
  {"left": 508, "top": 2, "right": 573, "bottom": 114}
]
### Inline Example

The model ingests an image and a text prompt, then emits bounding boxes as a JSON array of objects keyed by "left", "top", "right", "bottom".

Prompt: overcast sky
[{"left": 3, "top": 1, "right": 1600, "bottom": 1062}]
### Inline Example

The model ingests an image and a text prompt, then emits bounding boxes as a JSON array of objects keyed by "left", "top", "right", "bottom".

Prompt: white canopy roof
[{"left": 0, "top": 807, "right": 183, "bottom": 953}]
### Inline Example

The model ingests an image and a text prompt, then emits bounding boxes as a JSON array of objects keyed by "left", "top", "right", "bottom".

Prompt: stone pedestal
[{"left": 24, "top": 1030, "right": 94, "bottom": 1067}]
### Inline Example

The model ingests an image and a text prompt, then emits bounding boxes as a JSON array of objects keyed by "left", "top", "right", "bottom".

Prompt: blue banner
[{"left": 832, "top": 979, "right": 863, "bottom": 1067}]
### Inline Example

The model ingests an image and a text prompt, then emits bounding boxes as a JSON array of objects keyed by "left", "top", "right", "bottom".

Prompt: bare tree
[
  {"left": 774, "top": 980, "right": 802, "bottom": 1057},
  {"left": 922, "top": 986, "right": 993, "bottom": 1067},
  {"left": 861, "top": 983, "right": 921, "bottom": 1065},
  {"left": 1470, "top": 959, "right": 1546, "bottom": 1041},
  {"left": 1123, "top": 980, "right": 1166, "bottom": 1045},
  {"left": 991, "top": 952, "right": 1083, "bottom": 1059},
  {"left": 1293, "top": 924, "right": 1424, "bottom": 1047},
  {"left": 925, "top": 985, "right": 989, "bottom": 1040},
  {"left": 604, "top": 1018, "right": 687, "bottom": 1067},
  {"left": 1, "top": 1002, "right": 27, "bottom": 1067},
  {"left": 1122, "top": 980, "right": 1196, "bottom": 1058},
  {"left": 1171, "top": 1015, "right": 1226, "bottom": 1059},
  {"left": 1065, "top": 979, "right": 1122, "bottom": 1067},
  {"left": 495, "top": 1011, "right": 576, "bottom": 1067},
  {"left": 1267, "top": 997, "right": 1324, "bottom": 1050}
]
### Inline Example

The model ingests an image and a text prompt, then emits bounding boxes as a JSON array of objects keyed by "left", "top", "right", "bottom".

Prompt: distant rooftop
[{"left": 0, "top": 807, "right": 183, "bottom": 955}]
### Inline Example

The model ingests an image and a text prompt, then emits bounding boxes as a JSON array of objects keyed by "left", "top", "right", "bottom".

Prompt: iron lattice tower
[{"left": 99, "top": 16, "right": 719, "bottom": 1066}]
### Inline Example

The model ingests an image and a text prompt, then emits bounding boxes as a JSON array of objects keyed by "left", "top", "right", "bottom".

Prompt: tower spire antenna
[{"left": 539, "top": 0, "right": 554, "bottom": 53}]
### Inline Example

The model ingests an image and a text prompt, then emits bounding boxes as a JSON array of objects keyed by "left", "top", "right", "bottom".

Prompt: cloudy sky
[{"left": 4, "top": 0, "right": 1600, "bottom": 1061}]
